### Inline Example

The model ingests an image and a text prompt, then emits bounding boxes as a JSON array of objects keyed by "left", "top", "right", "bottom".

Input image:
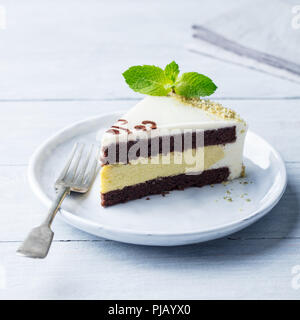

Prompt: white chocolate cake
[{"left": 100, "top": 95, "right": 247, "bottom": 206}]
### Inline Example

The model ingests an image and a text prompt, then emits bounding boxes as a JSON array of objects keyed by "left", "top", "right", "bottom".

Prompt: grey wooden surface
[{"left": 0, "top": 0, "right": 300, "bottom": 299}]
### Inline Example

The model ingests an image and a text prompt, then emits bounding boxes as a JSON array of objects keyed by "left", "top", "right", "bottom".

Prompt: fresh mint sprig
[{"left": 122, "top": 61, "right": 217, "bottom": 98}]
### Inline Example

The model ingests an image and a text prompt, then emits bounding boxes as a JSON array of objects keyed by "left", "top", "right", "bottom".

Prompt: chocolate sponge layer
[
  {"left": 102, "top": 126, "right": 236, "bottom": 164},
  {"left": 101, "top": 167, "right": 229, "bottom": 207}
]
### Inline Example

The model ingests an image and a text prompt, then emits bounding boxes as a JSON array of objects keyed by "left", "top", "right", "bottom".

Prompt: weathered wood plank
[
  {"left": 1, "top": 238, "right": 300, "bottom": 299},
  {"left": 0, "top": 0, "right": 299, "bottom": 100}
]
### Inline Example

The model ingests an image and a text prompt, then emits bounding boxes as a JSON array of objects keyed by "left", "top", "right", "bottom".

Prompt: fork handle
[{"left": 42, "top": 186, "right": 71, "bottom": 227}]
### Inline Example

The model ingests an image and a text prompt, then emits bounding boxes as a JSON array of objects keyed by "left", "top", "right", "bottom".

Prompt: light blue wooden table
[{"left": 0, "top": 0, "right": 300, "bottom": 299}]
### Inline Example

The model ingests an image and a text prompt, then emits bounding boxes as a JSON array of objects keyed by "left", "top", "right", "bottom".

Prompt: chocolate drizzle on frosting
[
  {"left": 117, "top": 119, "right": 128, "bottom": 125},
  {"left": 106, "top": 128, "right": 120, "bottom": 135},
  {"left": 107, "top": 119, "right": 157, "bottom": 134},
  {"left": 142, "top": 120, "right": 157, "bottom": 129},
  {"left": 134, "top": 125, "right": 146, "bottom": 131},
  {"left": 106, "top": 119, "right": 131, "bottom": 134},
  {"left": 112, "top": 126, "right": 132, "bottom": 134},
  {"left": 134, "top": 120, "right": 157, "bottom": 131}
]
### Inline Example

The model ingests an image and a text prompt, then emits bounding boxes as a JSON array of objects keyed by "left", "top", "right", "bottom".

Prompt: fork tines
[{"left": 55, "top": 143, "right": 100, "bottom": 193}]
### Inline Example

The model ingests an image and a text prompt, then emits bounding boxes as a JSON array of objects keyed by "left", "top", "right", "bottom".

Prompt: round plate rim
[{"left": 28, "top": 112, "right": 287, "bottom": 241}]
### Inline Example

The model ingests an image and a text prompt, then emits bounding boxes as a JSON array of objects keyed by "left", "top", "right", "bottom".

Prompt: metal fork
[{"left": 17, "top": 143, "right": 100, "bottom": 259}]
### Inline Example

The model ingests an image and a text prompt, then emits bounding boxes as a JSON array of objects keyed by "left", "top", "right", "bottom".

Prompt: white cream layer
[
  {"left": 126, "top": 134, "right": 246, "bottom": 180},
  {"left": 100, "top": 96, "right": 247, "bottom": 148},
  {"left": 100, "top": 135, "right": 246, "bottom": 193}
]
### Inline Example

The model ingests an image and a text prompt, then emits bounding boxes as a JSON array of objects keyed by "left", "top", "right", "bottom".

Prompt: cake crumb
[
  {"left": 240, "top": 165, "right": 246, "bottom": 178},
  {"left": 146, "top": 197, "right": 150, "bottom": 200},
  {"left": 175, "top": 94, "right": 246, "bottom": 123}
]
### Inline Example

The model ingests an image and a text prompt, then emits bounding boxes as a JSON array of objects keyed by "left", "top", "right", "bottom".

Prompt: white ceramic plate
[{"left": 28, "top": 112, "right": 287, "bottom": 246}]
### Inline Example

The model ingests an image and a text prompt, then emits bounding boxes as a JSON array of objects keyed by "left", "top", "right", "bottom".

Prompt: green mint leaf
[
  {"left": 122, "top": 65, "right": 172, "bottom": 96},
  {"left": 174, "top": 72, "right": 217, "bottom": 98},
  {"left": 164, "top": 61, "right": 179, "bottom": 84}
]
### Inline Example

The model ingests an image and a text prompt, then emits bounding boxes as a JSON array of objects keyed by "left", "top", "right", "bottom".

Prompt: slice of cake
[{"left": 99, "top": 62, "right": 247, "bottom": 207}]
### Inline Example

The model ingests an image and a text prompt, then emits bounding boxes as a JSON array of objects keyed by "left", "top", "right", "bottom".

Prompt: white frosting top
[{"left": 101, "top": 96, "right": 246, "bottom": 147}]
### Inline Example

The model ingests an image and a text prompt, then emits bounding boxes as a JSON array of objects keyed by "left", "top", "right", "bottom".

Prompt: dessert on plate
[{"left": 99, "top": 62, "right": 247, "bottom": 207}]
